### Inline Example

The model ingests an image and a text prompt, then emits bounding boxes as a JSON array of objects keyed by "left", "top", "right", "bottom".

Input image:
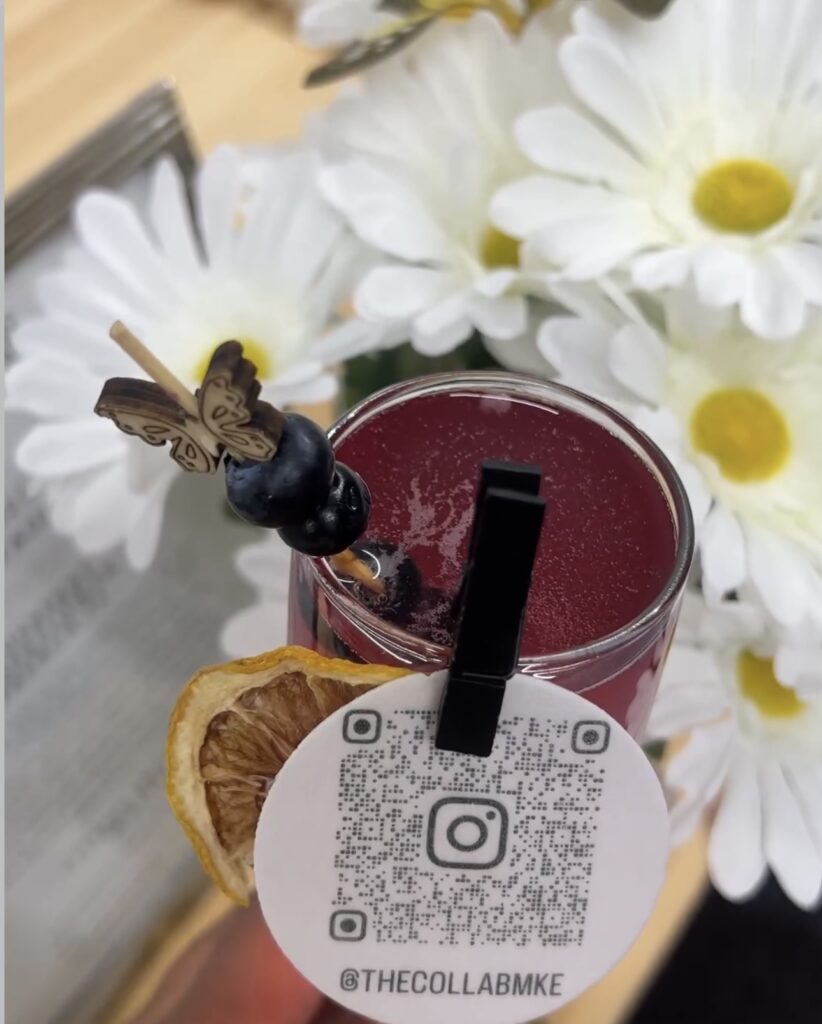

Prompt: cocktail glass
[{"left": 287, "top": 373, "right": 693, "bottom": 738}]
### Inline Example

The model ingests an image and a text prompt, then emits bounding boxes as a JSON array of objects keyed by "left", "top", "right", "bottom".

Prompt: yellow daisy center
[
  {"left": 690, "top": 388, "right": 790, "bottom": 483},
  {"left": 481, "top": 226, "right": 521, "bottom": 269},
  {"left": 193, "top": 338, "right": 272, "bottom": 384},
  {"left": 420, "top": 0, "right": 523, "bottom": 31},
  {"left": 693, "top": 159, "right": 794, "bottom": 234},
  {"left": 737, "top": 651, "right": 805, "bottom": 719}
]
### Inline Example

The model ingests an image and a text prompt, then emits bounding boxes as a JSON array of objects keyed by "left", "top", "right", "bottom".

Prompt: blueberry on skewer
[
  {"left": 93, "top": 327, "right": 381, "bottom": 584},
  {"left": 224, "top": 413, "right": 335, "bottom": 528},
  {"left": 278, "top": 464, "right": 371, "bottom": 556}
]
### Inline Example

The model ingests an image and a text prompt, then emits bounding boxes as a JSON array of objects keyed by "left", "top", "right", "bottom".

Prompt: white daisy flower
[
  {"left": 317, "top": 8, "right": 572, "bottom": 356},
  {"left": 480, "top": 297, "right": 566, "bottom": 376},
  {"left": 538, "top": 287, "right": 822, "bottom": 630},
  {"left": 221, "top": 533, "right": 292, "bottom": 658},
  {"left": 492, "top": 0, "right": 822, "bottom": 341},
  {"left": 6, "top": 146, "right": 383, "bottom": 570},
  {"left": 648, "top": 592, "right": 822, "bottom": 910}
]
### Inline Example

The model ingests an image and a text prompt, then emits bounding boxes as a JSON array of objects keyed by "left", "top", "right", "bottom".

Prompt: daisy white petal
[
  {"left": 536, "top": 287, "right": 822, "bottom": 627},
  {"left": 221, "top": 602, "right": 290, "bottom": 661},
  {"left": 317, "top": 10, "right": 572, "bottom": 354},
  {"left": 323, "top": 320, "right": 409, "bottom": 366},
  {"left": 745, "top": 524, "right": 815, "bottom": 628},
  {"left": 412, "top": 294, "right": 475, "bottom": 356},
  {"left": 5, "top": 358, "right": 101, "bottom": 419},
  {"left": 298, "top": 0, "right": 386, "bottom": 48},
  {"left": 783, "top": 760, "right": 822, "bottom": 860},
  {"left": 631, "top": 248, "right": 692, "bottom": 290},
  {"left": 653, "top": 591, "right": 822, "bottom": 908},
  {"left": 124, "top": 470, "right": 177, "bottom": 571},
  {"left": 762, "top": 760, "right": 822, "bottom": 909},
  {"left": 16, "top": 420, "right": 126, "bottom": 478},
  {"left": 221, "top": 534, "right": 292, "bottom": 657},
  {"left": 775, "top": 243, "right": 822, "bottom": 306},
  {"left": 320, "top": 162, "right": 449, "bottom": 263},
  {"left": 607, "top": 323, "right": 666, "bottom": 404},
  {"left": 356, "top": 265, "right": 449, "bottom": 321},
  {"left": 537, "top": 316, "right": 633, "bottom": 403},
  {"left": 666, "top": 719, "right": 733, "bottom": 798},
  {"left": 148, "top": 157, "right": 203, "bottom": 274},
  {"left": 195, "top": 144, "right": 244, "bottom": 266},
  {"left": 33, "top": 270, "right": 143, "bottom": 342},
  {"left": 73, "top": 192, "right": 176, "bottom": 308},
  {"left": 691, "top": 247, "right": 748, "bottom": 308},
  {"left": 70, "top": 462, "right": 143, "bottom": 555},
  {"left": 474, "top": 269, "right": 519, "bottom": 299},
  {"left": 741, "top": 253, "right": 808, "bottom": 341},
  {"left": 273, "top": 373, "right": 339, "bottom": 407},
  {"left": 700, "top": 504, "right": 747, "bottom": 596},
  {"left": 467, "top": 292, "right": 527, "bottom": 341},
  {"left": 775, "top": 644, "right": 822, "bottom": 698},
  {"left": 534, "top": 205, "right": 658, "bottom": 279},
  {"left": 666, "top": 721, "right": 734, "bottom": 845},
  {"left": 559, "top": 34, "right": 666, "bottom": 158},
  {"left": 481, "top": 300, "right": 558, "bottom": 376},
  {"left": 708, "top": 752, "right": 768, "bottom": 902},
  {"left": 514, "top": 106, "right": 648, "bottom": 192},
  {"left": 647, "top": 646, "right": 727, "bottom": 739},
  {"left": 505, "top": 0, "right": 822, "bottom": 340}
]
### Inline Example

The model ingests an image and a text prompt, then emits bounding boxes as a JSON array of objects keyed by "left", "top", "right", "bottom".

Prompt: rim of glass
[{"left": 310, "top": 371, "right": 694, "bottom": 669}]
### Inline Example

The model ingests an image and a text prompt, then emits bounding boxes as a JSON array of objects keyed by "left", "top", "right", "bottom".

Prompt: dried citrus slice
[{"left": 166, "top": 645, "right": 409, "bottom": 904}]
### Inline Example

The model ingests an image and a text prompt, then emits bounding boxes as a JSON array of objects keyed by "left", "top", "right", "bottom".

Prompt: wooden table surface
[
  {"left": 5, "top": 0, "right": 336, "bottom": 193},
  {"left": 6, "top": 3, "right": 710, "bottom": 1021}
]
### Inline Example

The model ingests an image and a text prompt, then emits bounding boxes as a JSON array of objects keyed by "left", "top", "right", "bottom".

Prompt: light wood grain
[{"left": 5, "top": 0, "right": 335, "bottom": 193}]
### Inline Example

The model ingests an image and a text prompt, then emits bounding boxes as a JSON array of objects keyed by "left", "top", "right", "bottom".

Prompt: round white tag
[{"left": 255, "top": 672, "right": 669, "bottom": 1024}]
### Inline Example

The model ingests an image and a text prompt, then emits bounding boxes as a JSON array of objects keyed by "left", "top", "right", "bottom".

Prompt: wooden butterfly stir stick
[{"left": 96, "top": 322, "right": 383, "bottom": 593}]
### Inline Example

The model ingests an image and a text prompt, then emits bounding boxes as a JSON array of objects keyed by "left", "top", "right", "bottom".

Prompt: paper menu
[{"left": 4, "top": 103, "right": 276, "bottom": 1023}]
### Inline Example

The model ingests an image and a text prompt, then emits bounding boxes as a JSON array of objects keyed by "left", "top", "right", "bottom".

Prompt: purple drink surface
[{"left": 335, "top": 390, "right": 676, "bottom": 655}]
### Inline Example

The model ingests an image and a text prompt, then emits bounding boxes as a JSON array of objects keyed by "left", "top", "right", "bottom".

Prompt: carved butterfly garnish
[{"left": 95, "top": 341, "right": 284, "bottom": 474}]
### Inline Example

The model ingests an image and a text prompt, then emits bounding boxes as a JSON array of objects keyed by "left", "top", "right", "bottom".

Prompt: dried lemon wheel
[{"left": 166, "top": 645, "right": 409, "bottom": 904}]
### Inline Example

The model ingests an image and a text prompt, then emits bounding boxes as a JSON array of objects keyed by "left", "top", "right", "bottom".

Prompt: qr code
[{"left": 332, "top": 711, "right": 607, "bottom": 948}]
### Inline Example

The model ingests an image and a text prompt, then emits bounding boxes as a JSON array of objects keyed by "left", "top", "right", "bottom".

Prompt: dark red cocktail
[{"left": 288, "top": 373, "right": 692, "bottom": 737}]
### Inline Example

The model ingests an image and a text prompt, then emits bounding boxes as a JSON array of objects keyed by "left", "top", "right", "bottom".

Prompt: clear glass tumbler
[{"left": 287, "top": 372, "right": 693, "bottom": 738}]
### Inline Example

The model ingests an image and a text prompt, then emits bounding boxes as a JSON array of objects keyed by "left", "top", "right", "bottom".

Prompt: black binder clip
[{"left": 435, "top": 461, "right": 546, "bottom": 757}]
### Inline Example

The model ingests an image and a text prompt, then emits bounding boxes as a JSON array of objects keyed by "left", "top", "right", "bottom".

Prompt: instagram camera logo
[
  {"left": 329, "top": 910, "right": 367, "bottom": 941},
  {"left": 571, "top": 720, "right": 611, "bottom": 755},
  {"left": 426, "top": 797, "right": 508, "bottom": 869},
  {"left": 342, "top": 709, "right": 381, "bottom": 744}
]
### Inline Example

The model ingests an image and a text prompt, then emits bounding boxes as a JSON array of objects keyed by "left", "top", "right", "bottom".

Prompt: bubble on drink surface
[
  {"left": 478, "top": 396, "right": 512, "bottom": 416},
  {"left": 403, "top": 476, "right": 475, "bottom": 575}
]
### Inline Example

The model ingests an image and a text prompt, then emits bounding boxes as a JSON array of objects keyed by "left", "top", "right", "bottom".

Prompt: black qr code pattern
[{"left": 333, "top": 711, "right": 607, "bottom": 947}]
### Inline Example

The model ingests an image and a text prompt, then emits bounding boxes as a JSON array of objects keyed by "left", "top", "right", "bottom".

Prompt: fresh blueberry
[
  {"left": 340, "top": 539, "right": 422, "bottom": 625},
  {"left": 278, "top": 463, "right": 371, "bottom": 556},
  {"left": 224, "top": 413, "right": 334, "bottom": 528}
]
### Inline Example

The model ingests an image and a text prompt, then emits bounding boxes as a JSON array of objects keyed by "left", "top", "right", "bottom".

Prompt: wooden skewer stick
[
  {"left": 109, "top": 321, "right": 219, "bottom": 456},
  {"left": 107, "top": 321, "right": 385, "bottom": 595},
  {"left": 110, "top": 321, "right": 200, "bottom": 419},
  {"left": 330, "top": 549, "right": 385, "bottom": 596}
]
